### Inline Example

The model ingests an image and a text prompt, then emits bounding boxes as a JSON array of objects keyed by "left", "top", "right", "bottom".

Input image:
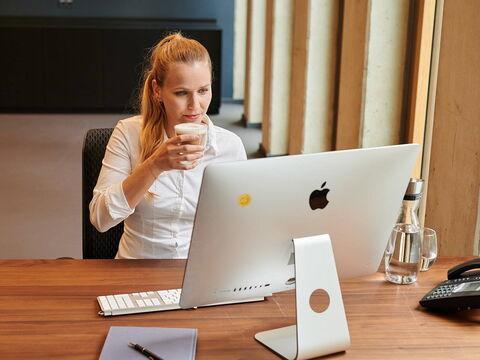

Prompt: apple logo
[{"left": 309, "top": 181, "right": 330, "bottom": 210}]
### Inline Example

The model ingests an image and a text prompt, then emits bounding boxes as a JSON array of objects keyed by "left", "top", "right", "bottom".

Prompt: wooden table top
[{"left": 0, "top": 257, "right": 478, "bottom": 359}]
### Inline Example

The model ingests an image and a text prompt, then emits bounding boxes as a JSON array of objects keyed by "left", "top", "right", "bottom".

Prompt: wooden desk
[{"left": 0, "top": 257, "right": 478, "bottom": 359}]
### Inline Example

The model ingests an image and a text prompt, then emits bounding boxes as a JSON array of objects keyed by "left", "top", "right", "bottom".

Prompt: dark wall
[{"left": 0, "top": 0, "right": 234, "bottom": 99}]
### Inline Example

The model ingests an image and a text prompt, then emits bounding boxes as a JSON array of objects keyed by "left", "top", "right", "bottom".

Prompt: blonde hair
[{"left": 139, "top": 32, "right": 212, "bottom": 161}]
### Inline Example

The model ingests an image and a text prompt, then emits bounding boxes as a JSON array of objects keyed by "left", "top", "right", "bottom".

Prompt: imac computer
[
  {"left": 178, "top": 143, "right": 419, "bottom": 359},
  {"left": 180, "top": 144, "right": 419, "bottom": 307}
]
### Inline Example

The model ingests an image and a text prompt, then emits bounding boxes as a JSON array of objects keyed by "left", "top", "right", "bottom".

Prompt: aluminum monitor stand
[{"left": 255, "top": 234, "right": 351, "bottom": 359}]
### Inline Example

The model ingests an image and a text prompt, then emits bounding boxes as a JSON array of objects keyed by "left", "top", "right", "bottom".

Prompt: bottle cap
[{"left": 404, "top": 178, "right": 424, "bottom": 200}]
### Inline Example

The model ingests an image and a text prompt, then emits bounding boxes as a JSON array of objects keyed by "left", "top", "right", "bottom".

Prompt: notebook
[{"left": 99, "top": 326, "right": 197, "bottom": 360}]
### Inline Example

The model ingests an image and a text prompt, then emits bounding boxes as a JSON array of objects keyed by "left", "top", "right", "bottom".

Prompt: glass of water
[
  {"left": 420, "top": 227, "right": 437, "bottom": 271},
  {"left": 385, "top": 224, "right": 422, "bottom": 284}
]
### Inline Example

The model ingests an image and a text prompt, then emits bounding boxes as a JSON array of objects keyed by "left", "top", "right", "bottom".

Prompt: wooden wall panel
[
  {"left": 425, "top": 0, "right": 480, "bottom": 255},
  {"left": 406, "top": 0, "right": 436, "bottom": 178},
  {"left": 419, "top": 0, "right": 444, "bottom": 226},
  {"left": 261, "top": 0, "right": 274, "bottom": 154},
  {"left": 261, "top": 0, "right": 294, "bottom": 156},
  {"left": 336, "top": 0, "right": 370, "bottom": 150},
  {"left": 288, "top": 0, "right": 309, "bottom": 155}
]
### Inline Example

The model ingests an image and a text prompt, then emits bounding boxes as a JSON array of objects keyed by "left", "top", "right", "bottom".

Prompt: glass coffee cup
[
  {"left": 174, "top": 123, "right": 208, "bottom": 165},
  {"left": 174, "top": 123, "right": 208, "bottom": 147}
]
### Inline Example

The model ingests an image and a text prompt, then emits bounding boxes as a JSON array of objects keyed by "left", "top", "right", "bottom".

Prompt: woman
[{"left": 89, "top": 33, "right": 247, "bottom": 259}]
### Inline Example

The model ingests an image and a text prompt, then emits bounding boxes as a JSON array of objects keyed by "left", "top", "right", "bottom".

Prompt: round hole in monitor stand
[{"left": 309, "top": 288, "right": 330, "bottom": 313}]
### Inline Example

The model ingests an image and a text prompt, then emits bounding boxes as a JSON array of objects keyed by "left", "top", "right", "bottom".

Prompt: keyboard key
[
  {"left": 144, "top": 299, "right": 153, "bottom": 307},
  {"left": 121, "top": 294, "right": 135, "bottom": 309},
  {"left": 98, "top": 296, "right": 111, "bottom": 311},
  {"left": 106, "top": 295, "right": 119, "bottom": 310},
  {"left": 114, "top": 295, "right": 126, "bottom": 309},
  {"left": 159, "top": 289, "right": 181, "bottom": 305},
  {"left": 136, "top": 299, "right": 146, "bottom": 307},
  {"left": 140, "top": 292, "right": 148, "bottom": 298},
  {"left": 152, "top": 298, "right": 161, "bottom": 306}
]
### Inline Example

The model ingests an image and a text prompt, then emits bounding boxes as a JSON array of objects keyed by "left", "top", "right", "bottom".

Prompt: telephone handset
[
  {"left": 447, "top": 258, "right": 480, "bottom": 279},
  {"left": 419, "top": 258, "right": 480, "bottom": 311}
]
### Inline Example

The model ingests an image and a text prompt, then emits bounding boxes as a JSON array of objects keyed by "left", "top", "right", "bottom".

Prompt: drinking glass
[
  {"left": 385, "top": 224, "right": 422, "bottom": 284},
  {"left": 174, "top": 123, "right": 208, "bottom": 166},
  {"left": 420, "top": 227, "right": 437, "bottom": 271}
]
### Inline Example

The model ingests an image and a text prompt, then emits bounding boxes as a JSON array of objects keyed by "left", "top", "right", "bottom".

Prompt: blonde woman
[{"left": 89, "top": 33, "right": 247, "bottom": 259}]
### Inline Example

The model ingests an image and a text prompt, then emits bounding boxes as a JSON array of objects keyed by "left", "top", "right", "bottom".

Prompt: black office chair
[{"left": 82, "top": 128, "right": 124, "bottom": 259}]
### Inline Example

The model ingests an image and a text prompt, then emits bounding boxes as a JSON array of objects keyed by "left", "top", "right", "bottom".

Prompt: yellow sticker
[{"left": 238, "top": 193, "right": 251, "bottom": 207}]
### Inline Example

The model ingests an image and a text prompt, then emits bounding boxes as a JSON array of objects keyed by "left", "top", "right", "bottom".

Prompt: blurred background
[{"left": 0, "top": 0, "right": 478, "bottom": 259}]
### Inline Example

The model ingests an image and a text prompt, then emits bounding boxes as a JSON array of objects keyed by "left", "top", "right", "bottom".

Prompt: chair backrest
[{"left": 82, "top": 128, "right": 124, "bottom": 259}]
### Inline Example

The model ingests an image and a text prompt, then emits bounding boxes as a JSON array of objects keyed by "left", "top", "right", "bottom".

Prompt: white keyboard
[
  {"left": 97, "top": 288, "right": 267, "bottom": 316},
  {"left": 98, "top": 289, "right": 182, "bottom": 316}
]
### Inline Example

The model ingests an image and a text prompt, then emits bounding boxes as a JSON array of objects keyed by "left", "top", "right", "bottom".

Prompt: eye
[
  {"left": 198, "top": 88, "right": 209, "bottom": 95},
  {"left": 174, "top": 91, "right": 187, "bottom": 96}
]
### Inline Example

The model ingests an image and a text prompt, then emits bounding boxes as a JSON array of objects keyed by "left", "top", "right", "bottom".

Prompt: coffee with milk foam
[{"left": 174, "top": 123, "right": 208, "bottom": 147}]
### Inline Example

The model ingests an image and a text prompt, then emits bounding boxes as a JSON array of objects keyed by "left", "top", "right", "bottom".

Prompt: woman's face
[{"left": 155, "top": 61, "right": 212, "bottom": 135}]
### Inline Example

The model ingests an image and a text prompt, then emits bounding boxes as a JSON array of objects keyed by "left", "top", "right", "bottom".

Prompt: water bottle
[{"left": 384, "top": 178, "right": 424, "bottom": 284}]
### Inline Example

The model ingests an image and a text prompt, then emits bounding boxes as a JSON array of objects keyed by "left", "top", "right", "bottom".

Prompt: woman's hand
[
  {"left": 122, "top": 134, "right": 204, "bottom": 209},
  {"left": 147, "top": 134, "right": 205, "bottom": 176}
]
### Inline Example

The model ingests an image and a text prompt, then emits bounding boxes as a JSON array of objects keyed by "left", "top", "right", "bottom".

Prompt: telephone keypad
[
  {"left": 420, "top": 275, "right": 480, "bottom": 310},
  {"left": 424, "top": 282, "right": 461, "bottom": 300}
]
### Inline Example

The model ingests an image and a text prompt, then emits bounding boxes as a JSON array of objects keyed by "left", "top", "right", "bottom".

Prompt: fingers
[
  {"left": 166, "top": 148, "right": 203, "bottom": 170},
  {"left": 150, "top": 135, "right": 205, "bottom": 172},
  {"left": 173, "top": 152, "right": 204, "bottom": 163},
  {"left": 170, "top": 134, "right": 200, "bottom": 144},
  {"left": 173, "top": 144, "right": 204, "bottom": 154}
]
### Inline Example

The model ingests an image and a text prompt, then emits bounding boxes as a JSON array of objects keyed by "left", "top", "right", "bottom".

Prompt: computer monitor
[{"left": 179, "top": 144, "right": 419, "bottom": 309}]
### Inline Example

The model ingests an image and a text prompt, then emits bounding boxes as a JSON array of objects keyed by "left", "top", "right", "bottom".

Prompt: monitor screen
[{"left": 179, "top": 144, "right": 419, "bottom": 309}]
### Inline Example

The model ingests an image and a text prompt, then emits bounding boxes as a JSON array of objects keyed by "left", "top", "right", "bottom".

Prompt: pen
[{"left": 128, "top": 342, "right": 164, "bottom": 360}]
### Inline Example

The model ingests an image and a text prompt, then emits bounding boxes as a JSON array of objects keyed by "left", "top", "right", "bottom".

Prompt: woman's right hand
[
  {"left": 147, "top": 134, "right": 205, "bottom": 176},
  {"left": 122, "top": 134, "right": 204, "bottom": 209}
]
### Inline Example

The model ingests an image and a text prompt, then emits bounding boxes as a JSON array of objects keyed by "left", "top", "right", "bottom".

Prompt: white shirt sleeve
[{"left": 89, "top": 122, "right": 134, "bottom": 233}]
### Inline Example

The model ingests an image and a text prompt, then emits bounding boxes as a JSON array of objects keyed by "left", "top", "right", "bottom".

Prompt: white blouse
[{"left": 89, "top": 115, "right": 247, "bottom": 259}]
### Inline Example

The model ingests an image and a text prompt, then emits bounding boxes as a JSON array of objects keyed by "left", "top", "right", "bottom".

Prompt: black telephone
[{"left": 419, "top": 258, "right": 480, "bottom": 311}]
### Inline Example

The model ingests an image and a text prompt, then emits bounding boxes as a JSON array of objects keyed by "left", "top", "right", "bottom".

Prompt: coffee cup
[
  {"left": 174, "top": 123, "right": 208, "bottom": 166},
  {"left": 174, "top": 122, "right": 208, "bottom": 147}
]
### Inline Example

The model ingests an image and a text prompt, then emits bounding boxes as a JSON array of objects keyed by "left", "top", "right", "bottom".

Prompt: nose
[{"left": 188, "top": 94, "right": 200, "bottom": 110}]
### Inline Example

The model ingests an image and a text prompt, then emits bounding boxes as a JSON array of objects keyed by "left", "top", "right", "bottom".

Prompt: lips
[{"left": 183, "top": 114, "right": 201, "bottom": 121}]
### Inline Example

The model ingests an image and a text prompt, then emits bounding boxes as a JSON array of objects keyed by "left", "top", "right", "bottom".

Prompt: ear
[{"left": 152, "top": 79, "right": 162, "bottom": 102}]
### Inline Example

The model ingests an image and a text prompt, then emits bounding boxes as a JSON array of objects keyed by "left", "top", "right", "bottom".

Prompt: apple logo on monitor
[{"left": 309, "top": 181, "right": 330, "bottom": 210}]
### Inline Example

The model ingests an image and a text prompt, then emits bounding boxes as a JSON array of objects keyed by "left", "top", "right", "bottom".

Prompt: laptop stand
[{"left": 255, "top": 234, "right": 351, "bottom": 359}]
